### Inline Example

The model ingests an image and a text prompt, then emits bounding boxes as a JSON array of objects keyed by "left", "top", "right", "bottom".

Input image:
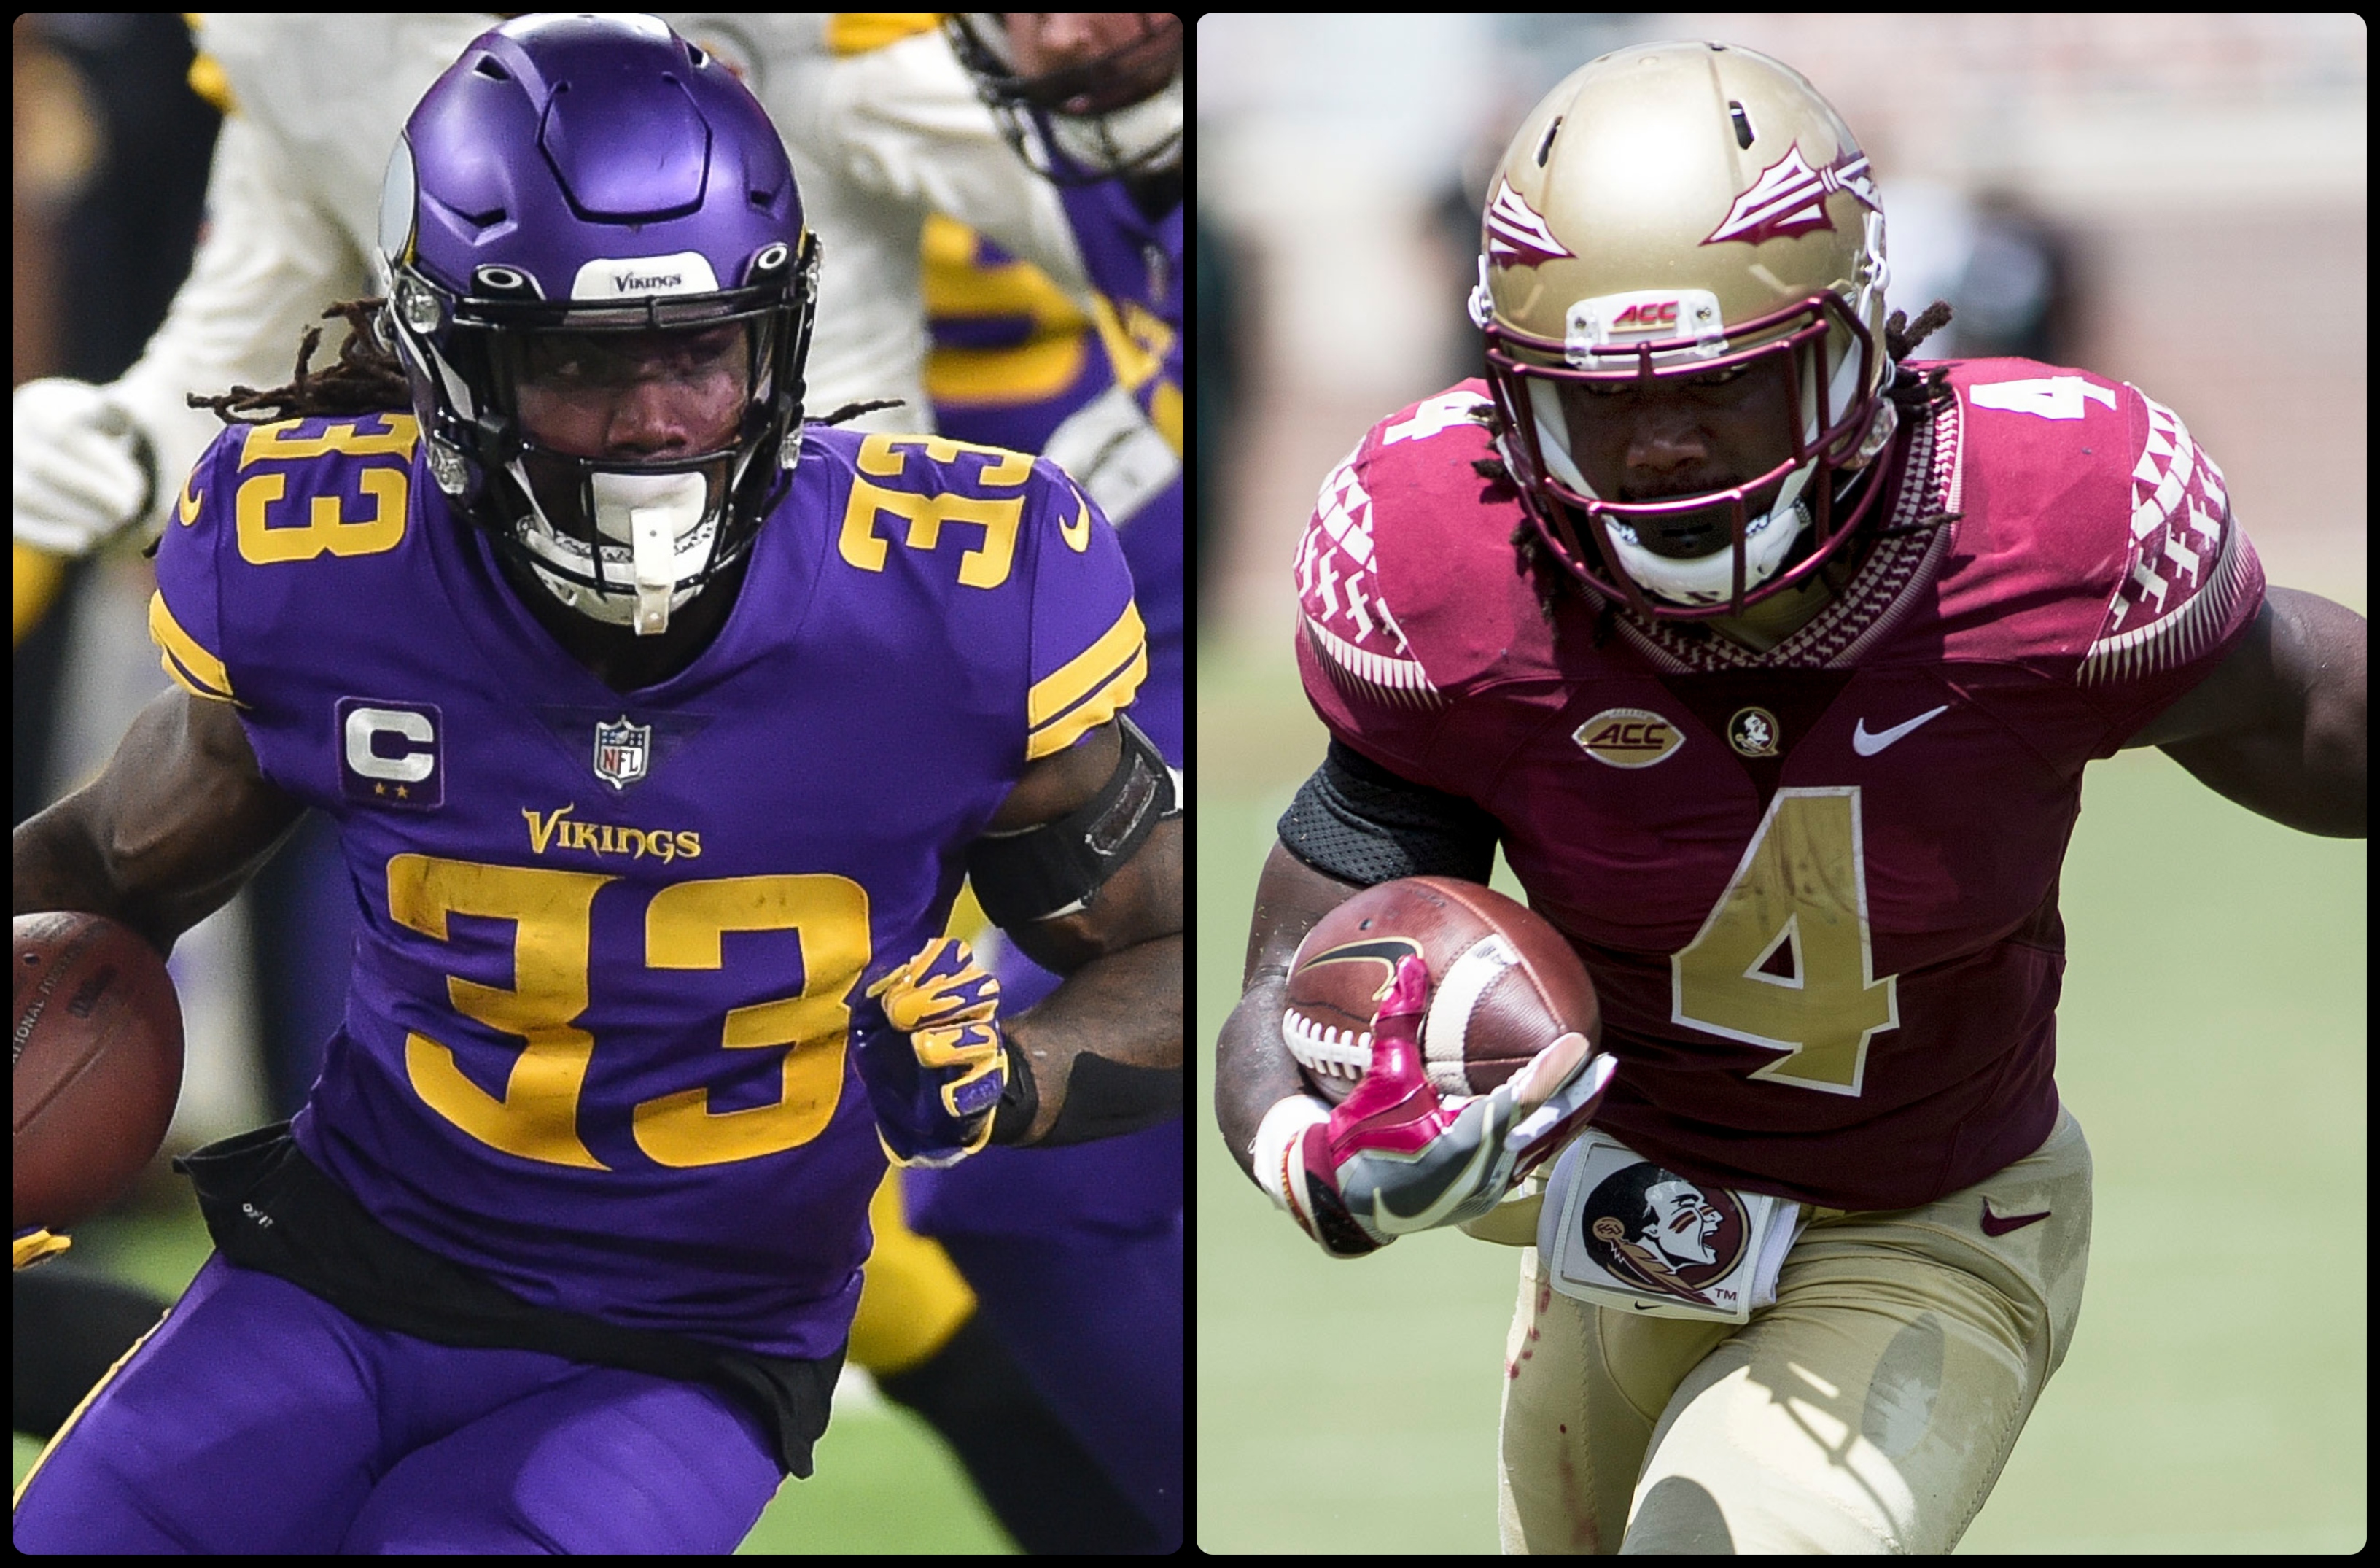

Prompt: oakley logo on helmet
[
  {"left": 1484, "top": 178, "right": 1575, "bottom": 271},
  {"left": 1704, "top": 141, "right": 1880, "bottom": 247}
]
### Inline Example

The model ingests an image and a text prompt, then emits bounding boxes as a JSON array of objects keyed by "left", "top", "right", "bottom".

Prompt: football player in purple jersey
[
  {"left": 12, "top": 15, "right": 1178, "bottom": 1553},
  {"left": 1216, "top": 40, "right": 2363, "bottom": 1553}
]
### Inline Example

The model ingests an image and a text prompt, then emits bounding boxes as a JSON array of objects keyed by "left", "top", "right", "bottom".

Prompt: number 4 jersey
[
  {"left": 151, "top": 411, "right": 1146, "bottom": 1358},
  {"left": 1294, "top": 363, "right": 2264, "bottom": 1212}
]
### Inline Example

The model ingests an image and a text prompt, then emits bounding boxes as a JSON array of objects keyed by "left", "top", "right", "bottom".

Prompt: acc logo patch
[
  {"left": 1728, "top": 707, "right": 1781, "bottom": 758},
  {"left": 1573, "top": 707, "right": 1684, "bottom": 769}
]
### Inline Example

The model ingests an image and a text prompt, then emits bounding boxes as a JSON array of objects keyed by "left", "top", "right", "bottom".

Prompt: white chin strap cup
[{"left": 587, "top": 470, "right": 708, "bottom": 636}]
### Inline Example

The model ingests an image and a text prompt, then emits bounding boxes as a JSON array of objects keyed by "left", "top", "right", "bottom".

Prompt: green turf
[
  {"left": 1194, "top": 649, "right": 2366, "bottom": 1553},
  {"left": 738, "top": 1405, "right": 1014, "bottom": 1554},
  {"left": 11, "top": 1208, "right": 1016, "bottom": 1553}
]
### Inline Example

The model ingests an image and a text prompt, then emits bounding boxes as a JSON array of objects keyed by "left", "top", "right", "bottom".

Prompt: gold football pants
[{"left": 1498, "top": 1106, "right": 2091, "bottom": 1553}]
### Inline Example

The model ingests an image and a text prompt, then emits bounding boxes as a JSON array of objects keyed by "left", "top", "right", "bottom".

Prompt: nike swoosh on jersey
[
  {"left": 1852, "top": 703, "right": 1951, "bottom": 756},
  {"left": 1980, "top": 1200, "right": 2052, "bottom": 1237}
]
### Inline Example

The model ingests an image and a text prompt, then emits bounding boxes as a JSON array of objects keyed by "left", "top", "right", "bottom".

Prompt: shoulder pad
[
  {"left": 1293, "top": 381, "right": 1549, "bottom": 713},
  {"left": 825, "top": 428, "right": 1064, "bottom": 593},
  {"left": 1940, "top": 360, "right": 2256, "bottom": 683},
  {"left": 150, "top": 411, "right": 422, "bottom": 707}
]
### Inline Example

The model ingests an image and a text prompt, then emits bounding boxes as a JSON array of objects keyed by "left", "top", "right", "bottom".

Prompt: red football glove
[{"left": 1267, "top": 955, "right": 1614, "bottom": 1258}]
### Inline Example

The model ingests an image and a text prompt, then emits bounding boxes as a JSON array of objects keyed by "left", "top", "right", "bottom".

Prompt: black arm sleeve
[{"left": 1275, "top": 740, "right": 1499, "bottom": 887}]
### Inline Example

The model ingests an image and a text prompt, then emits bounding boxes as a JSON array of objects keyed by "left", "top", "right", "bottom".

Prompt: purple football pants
[{"left": 12, "top": 1254, "right": 782, "bottom": 1553}]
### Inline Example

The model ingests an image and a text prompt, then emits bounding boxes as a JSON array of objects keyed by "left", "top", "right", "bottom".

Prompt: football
[
  {"left": 14, "top": 910, "right": 185, "bottom": 1232},
  {"left": 1282, "top": 877, "right": 1600, "bottom": 1105}
]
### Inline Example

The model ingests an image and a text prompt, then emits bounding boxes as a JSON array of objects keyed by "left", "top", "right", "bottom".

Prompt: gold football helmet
[{"left": 1469, "top": 41, "right": 1897, "bottom": 618}]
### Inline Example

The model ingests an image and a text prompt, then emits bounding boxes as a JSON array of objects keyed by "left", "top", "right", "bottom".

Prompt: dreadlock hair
[
  {"left": 190, "top": 298, "right": 412, "bottom": 425},
  {"left": 1477, "top": 298, "right": 1964, "bottom": 638},
  {"left": 190, "top": 296, "right": 903, "bottom": 430},
  {"left": 1867, "top": 299, "right": 1962, "bottom": 539}
]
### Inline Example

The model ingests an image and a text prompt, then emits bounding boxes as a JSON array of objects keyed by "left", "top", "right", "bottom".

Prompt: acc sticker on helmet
[{"left": 1573, "top": 707, "right": 1684, "bottom": 769}]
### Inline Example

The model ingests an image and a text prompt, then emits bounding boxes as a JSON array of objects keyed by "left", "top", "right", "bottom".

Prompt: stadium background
[{"left": 1196, "top": 13, "right": 2365, "bottom": 1553}]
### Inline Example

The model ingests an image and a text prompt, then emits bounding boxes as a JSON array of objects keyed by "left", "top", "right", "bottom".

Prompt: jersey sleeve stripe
[
  {"left": 2079, "top": 516, "right": 2253, "bottom": 688},
  {"left": 1028, "top": 599, "right": 1144, "bottom": 728},
  {"left": 147, "top": 589, "right": 236, "bottom": 703},
  {"left": 1026, "top": 642, "right": 1148, "bottom": 761}
]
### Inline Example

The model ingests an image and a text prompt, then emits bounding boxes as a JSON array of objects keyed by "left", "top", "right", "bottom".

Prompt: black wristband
[{"left": 990, "top": 1036, "right": 1040, "bottom": 1144}]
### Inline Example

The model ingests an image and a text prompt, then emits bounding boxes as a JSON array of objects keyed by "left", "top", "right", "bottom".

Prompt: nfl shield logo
[{"left": 593, "top": 715, "right": 650, "bottom": 790}]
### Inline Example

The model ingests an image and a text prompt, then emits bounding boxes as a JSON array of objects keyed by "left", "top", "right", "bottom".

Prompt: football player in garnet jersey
[
  {"left": 1216, "top": 39, "right": 2363, "bottom": 1554},
  {"left": 12, "top": 15, "right": 1180, "bottom": 1553}
]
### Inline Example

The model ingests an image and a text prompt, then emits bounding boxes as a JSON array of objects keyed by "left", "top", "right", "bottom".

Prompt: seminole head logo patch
[{"left": 1575, "top": 1160, "right": 1754, "bottom": 1310}]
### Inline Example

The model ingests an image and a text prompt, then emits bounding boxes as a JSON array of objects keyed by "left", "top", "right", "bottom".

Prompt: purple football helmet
[
  {"left": 377, "top": 13, "right": 819, "bottom": 635},
  {"left": 943, "top": 14, "right": 1181, "bottom": 186}
]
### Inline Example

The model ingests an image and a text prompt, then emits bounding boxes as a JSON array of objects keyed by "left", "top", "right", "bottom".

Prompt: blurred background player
[
  {"left": 13, "top": 11, "right": 1170, "bottom": 1552},
  {"left": 761, "top": 11, "right": 1189, "bottom": 1545},
  {"left": 12, "top": 7, "right": 222, "bottom": 1450},
  {"left": 927, "top": 15, "right": 1186, "bottom": 1550}
]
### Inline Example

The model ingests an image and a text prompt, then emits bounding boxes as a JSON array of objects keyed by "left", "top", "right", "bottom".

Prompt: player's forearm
[
  {"left": 12, "top": 796, "right": 127, "bottom": 928},
  {"left": 1214, "top": 842, "right": 1367, "bottom": 1183},
  {"left": 2161, "top": 593, "right": 2367, "bottom": 838},
  {"left": 12, "top": 789, "right": 271, "bottom": 959},
  {"left": 1214, "top": 974, "right": 1309, "bottom": 1186},
  {"left": 14, "top": 691, "right": 303, "bottom": 954},
  {"left": 1000, "top": 933, "right": 1181, "bottom": 1144}
]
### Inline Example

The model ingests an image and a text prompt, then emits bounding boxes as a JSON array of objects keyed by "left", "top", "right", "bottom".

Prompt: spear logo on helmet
[{"left": 1704, "top": 141, "right": 1881, "bottom": 247}]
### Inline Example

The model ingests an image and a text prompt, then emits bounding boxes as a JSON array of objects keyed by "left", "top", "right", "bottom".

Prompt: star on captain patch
[{"left": 593, "top": 715, "right": 651, "bottom": 791}]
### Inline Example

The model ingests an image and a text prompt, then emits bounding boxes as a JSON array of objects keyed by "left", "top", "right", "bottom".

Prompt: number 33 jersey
[
  {"left": 1295, "top": 362, "right": 2263, "bottom": 1213},
  {"left": 151, "top": 413, "right": 1146, "bottom": 1358}
]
